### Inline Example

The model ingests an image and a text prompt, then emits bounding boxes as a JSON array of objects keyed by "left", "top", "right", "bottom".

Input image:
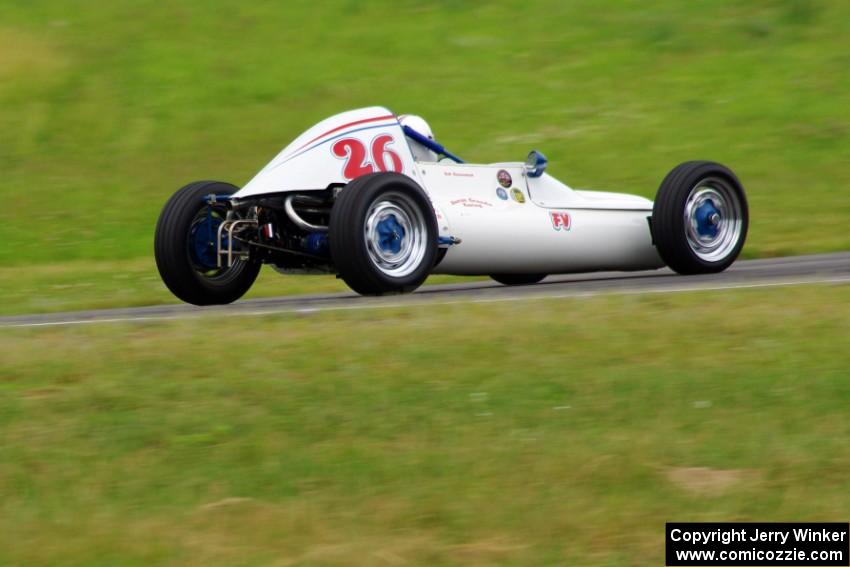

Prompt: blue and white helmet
[{"left": 398, "top": 114, "right": 438, "bottom": 162}]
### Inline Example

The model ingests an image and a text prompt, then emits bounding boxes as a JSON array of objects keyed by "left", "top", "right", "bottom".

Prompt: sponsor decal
[
  {"left": 496, "top": 187, "right": 508, "bottom": 200},
  {"left": 550, "top": 211, "right": 572, "bottom": 231},
  {"left": 443, "top": 171, "right": 475, "bottom": 177},
  {"left": 510, "top": 187, "right": 526, "bottom": 203},
  {"left": 450, "top": 198, "right": 493, "bottom": 208},
  {"left": 497, "top": 169, "right": 512, "bottom": 188}
]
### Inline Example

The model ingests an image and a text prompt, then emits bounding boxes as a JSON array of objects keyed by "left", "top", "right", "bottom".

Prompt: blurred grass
[
  {"left": 2, "top": 284, "right": 849, "bottom": 565},
  {"left": 1, "top": 1, "right": 849, "bottom": 277},
  {"left": 0, "top": 259, "right": 482, "bottom": 316}
]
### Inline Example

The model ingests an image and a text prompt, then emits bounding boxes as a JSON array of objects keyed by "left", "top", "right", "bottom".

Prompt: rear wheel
[
  {"left": 154, "top": 180, "right": 260, "bottom": 305},
  {"left": 490, "top": 274, "right": 547, "bottom": 286},
  {"left": 652, "top": 161, "right": 748, "bottom": 274},
  {"left": 330, "top": 172, "right": 438, "bottom": 295}
]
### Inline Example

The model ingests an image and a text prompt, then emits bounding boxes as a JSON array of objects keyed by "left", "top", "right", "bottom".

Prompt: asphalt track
[{"left": 2, "top": 252, "right": 848, "bottom": 328}]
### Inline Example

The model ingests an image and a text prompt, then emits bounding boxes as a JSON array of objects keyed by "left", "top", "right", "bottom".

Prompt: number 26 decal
[{"left": 331, "top": 134, "right": 403, "bottom": 180}]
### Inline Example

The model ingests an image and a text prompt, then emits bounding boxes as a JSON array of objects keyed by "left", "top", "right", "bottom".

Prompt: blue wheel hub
[
  {"left": 693, "top": 199, "right": 721, "bottom": 239},
  {"left": 189, "top": 213, "right": 223, "bottom": 269},
  {"left": 375, "top": 214, "right": 406, "bottom": 254}
]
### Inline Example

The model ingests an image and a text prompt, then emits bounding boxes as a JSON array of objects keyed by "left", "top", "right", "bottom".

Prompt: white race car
[{"left": 155, "top": 107, "right": 748, "bottom": 304}]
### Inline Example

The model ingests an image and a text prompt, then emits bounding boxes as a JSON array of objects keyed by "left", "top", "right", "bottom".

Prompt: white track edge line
[{"left": 3, "top": 275, "right": 850, "bottom": 329}]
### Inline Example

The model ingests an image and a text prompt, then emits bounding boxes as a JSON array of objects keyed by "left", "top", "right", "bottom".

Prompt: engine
[{"left": 214, "top": 190, "right": 338, "bottom": 274}]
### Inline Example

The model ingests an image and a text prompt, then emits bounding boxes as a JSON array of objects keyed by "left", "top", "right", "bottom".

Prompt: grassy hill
[{"left": 2, "top": 1, "right": 849, "bottom": 266}]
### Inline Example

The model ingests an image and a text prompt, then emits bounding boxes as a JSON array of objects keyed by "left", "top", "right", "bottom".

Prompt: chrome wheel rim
[
  {"left": 684, "top": 177, "right": 744, "bottom": 262},
  {"left": 364, "top": 192, "right": 428, "bottom": 278}
]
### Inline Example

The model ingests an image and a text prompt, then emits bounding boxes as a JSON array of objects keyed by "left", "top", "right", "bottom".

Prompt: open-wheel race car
[{"left": 155, "top": 106, "right": 748, "bottom": 304}]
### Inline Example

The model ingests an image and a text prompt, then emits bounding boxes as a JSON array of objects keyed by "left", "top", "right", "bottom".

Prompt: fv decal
[{"left": 550, "top": 212, "right": 571, "bottom": 231}]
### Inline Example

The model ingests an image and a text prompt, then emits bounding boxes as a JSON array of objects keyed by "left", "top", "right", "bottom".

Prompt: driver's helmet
[{"left": 398, "top": 114, "right": 438, "bottom": 162}]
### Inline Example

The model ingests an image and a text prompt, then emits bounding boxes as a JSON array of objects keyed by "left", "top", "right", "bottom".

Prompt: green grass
[
  {"left": 0, "top": 258, "right": 481, "bottom": 316},
  {"left": 2, "top": 284, "right": 850, "bottom": 565},
  {"left": 1, "top": 0, "right": 850, "bottom": 310}
]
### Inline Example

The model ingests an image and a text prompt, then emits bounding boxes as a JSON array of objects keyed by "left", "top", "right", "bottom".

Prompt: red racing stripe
[{"left": 292, "top": 114, "right": 396, "bottom": 153}]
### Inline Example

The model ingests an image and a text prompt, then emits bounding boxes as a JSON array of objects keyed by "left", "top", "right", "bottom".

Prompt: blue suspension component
[
  {"left": 694, "top": 199, "right": 721, "bottom": 238},
  {"left": 202, "top": 193, "right": 232, "bottom": 204},
  {"left": 189, "top": 195, "right": 232, "bottom": 269},
  {"left": 189, "top": 213, "right": 224, "bottom": 269},
  {"left": 376, "top": 215, "right": 406, "bottom": 254},
  {"left": 301, "top": 232, "right": 329, "bottom": 256}
]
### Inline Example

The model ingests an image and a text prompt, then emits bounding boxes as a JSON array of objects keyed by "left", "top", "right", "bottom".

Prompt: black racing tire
[
  {"left": 652, "top": 161, "right": 748, "bottom": 275},
  {"left": 154, "top": 180, "right": 261, "bottom": 305},
  {"left": 330, "top": 172, "right": 438, "bottom": 295},
  {"left": 490, "top": 274, "right": 547, "bottom": 286}
]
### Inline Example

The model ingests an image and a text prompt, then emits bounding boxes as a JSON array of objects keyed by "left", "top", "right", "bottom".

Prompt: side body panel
[{"left": 419, "top": 164, "right": 664, "bottom": 275}]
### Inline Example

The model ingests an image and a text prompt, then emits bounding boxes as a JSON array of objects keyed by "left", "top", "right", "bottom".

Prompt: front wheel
[
  {"left": 652, "top": 161, "right": 748, "bottom": 275},
  {"left": 154, "top": 180, "right": 260, "bottom": 305},
  {"left": 330, "top": 172, "right": 438, "bottom": 295}
]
